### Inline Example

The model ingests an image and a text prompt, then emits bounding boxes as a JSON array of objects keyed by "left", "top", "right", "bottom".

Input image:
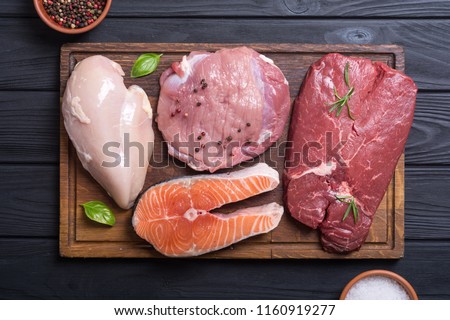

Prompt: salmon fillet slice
[{"left": 132, "top": 163, "right": 283, "bottom": 257}]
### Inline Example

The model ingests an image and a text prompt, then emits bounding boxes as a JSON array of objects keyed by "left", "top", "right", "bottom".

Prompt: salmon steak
[{"left": 132, "top": 163, "right": 283, "bottom": 257}]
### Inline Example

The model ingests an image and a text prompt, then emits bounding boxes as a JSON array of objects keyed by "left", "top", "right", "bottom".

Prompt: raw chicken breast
[
  {"left": 157, "top": 47, "right": 291, "bottom": 172},
  {"left": 62, "top": 55, "right": 154, "bottom": 209}
]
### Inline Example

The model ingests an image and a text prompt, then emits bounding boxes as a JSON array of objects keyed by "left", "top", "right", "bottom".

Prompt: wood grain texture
[
  {"left": 1, "top": 18, "right": 450, "bottom": 90},
  {"left": 3, "top": 1, "right": 450, "bottom": 17},
  {"left": 60, "top": 43, "right": 405, "bottom": 259},
  {"left": 406, "top": 92, "right": 450, "bottom": 165},
  {"left": 0, "top": 165, "right": 447, "bottom": 239},
  {"left": 108, "top": 0, "right": 450, "bottom": 17},
  {"left": 0, "top": 165, "right": 58, "bottom": 237},
  {"left": 405, "top": 167, "right": 450, "bottom": 240},
  {"left": 0, "top": 91, "right": 59, "bottom": 164},
  {"left": 0, "top": 1, "right": 449, "bottom": 300},
  {"left": 1, "top": 90, "right": 448, "bottom": 165},
  {"left": 1, "top": 238, "right": 449, "bottom": 299}
]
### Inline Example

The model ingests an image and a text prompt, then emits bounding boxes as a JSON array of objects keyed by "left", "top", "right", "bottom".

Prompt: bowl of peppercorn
[{"left": 33, "top": 0, "right": 111, "bottom": 34}]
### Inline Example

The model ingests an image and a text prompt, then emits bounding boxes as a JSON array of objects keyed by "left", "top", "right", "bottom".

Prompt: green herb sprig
[
  {"left": 335, "top": 195, "right": 359, "bottom": 223},
  {"left": 81, "top": 201, "right": 116, "bottom": 226},
  {"left": 327, "top": 62, "right": 356, "bottom": 120},
  {"left": 131, "top": 53, "right": 163, "bottom": 78}
]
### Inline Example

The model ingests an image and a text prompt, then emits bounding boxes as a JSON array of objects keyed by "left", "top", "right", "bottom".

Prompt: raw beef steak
[
  {"left": 284, "top": 53, "right": 417, "bottom": 253},
  {"left": 157, "top": 46, "right": 290, "bottom": 172}
]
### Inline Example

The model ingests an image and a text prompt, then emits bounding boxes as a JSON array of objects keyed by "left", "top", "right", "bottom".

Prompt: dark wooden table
[{"left": 1, "top": 1, "right": 449, "bottom": 299}]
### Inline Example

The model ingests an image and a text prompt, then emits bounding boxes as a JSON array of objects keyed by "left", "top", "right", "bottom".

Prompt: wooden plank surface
[
  {"left": 2, "top": 18, "right": 450, "bottom": 91},
  {"left": 1, "top": 165, "right": 444, "bottom": 239},
  {"left": 2, "top": 91, "right": 448, "bottom": 165},
  {"left": 3, "top": 1, "right": 450, "bottom": 17},
  {"left": 60, "top": 43, "right": 405, "bottom": 259},
  {"left": 1, "top": 238, "right": 450, "bottom": 299},
  {"left": 1, "top": 0, "right": 449, "bottom": 300}
]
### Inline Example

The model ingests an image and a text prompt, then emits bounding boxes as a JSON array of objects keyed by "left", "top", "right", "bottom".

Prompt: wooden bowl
[
  {"left": 33, "top": 0, "right": 112, "bottom": 34},
  {"left": 340, "top": 270, "right": 418, "bottom": 300}
]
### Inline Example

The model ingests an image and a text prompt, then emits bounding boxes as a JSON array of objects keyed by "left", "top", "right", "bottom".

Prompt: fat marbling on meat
[
  {"left": 157, "top": 47, "right": 291, "bottom": 172},
  {"left": 62, "top": 55, "right": 154, "bottom": 209},
  {"left": 284, "top": 53, "right": 417, "bottom": 253}
]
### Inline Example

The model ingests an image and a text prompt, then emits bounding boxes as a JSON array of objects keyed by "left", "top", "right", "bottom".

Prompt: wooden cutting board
[{"left": 60, "top": 43, "right": 405, "bottom": 259}]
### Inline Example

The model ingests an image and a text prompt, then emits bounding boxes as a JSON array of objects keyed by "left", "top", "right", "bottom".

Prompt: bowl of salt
[{"left": 340, "top": 270, "right": 418, "bottom": 300}]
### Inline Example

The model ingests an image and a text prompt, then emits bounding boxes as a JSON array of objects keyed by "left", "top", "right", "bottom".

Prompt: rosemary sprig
[
  {"left": 335, "top": 195, "right": 359, "bottom": 223},
  {"left": 327, "top": 62, "right": 355, "bottom": 120}
]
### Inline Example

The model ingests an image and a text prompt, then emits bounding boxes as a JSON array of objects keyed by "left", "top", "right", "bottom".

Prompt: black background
[{"left": 1, "top": 1, "right": 449, "bottom": 299}]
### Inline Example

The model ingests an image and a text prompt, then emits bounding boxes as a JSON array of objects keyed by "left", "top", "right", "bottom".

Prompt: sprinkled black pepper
[
  {"left": 200, "top": 78, "right": 208, "bottom": 89},
  {"left": 217, "top": 141, "right": 222, "bottom": 145},
  {"left": 226, "top": 136, "right": 232, "bottom": 141},
  {"left": 237, "top": 128, "right": 241, "bottom": 133},
  {"left": 170, "top": 112, "right": 175, "bottom": 117},
  {"left": 201, "top": 131, "right": 206, "bottom": 136},
  {"left": 176, "top": 108, "right": 181, "bottom": 113},
  {"left": 197, "top": 136, "right": 202, "bottom": 140},
  {"left": 193, "top": 88, "right": 198, "bottom": 93},
  {"left": 196, "top": 102, "right": 201, "bottom": 107},
  {"left": 194, "top": 147, "right": 200, "bottom": 153},
  {"left": 246, "top": 122, "right": 251, "bottom": 127}
]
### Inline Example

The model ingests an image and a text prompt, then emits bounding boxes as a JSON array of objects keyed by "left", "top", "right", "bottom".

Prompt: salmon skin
[{"left": 132, "top": 163, "right": 283, "bottom": 257}]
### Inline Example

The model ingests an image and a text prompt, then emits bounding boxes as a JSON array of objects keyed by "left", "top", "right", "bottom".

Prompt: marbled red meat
[
  {"left": 284, "top": 53, "right": 417, "bottom": 253},
  {"left": 157, "top": 47, "right": 290, "bottom": 172}
]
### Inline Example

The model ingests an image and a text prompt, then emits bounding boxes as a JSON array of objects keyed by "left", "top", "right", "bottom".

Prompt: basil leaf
[
  {"left": 131, "top": 53, "right": 162, "bottom": 78},
  {"left": 81, "top": 201, "right": 115, "bottom": 226}
]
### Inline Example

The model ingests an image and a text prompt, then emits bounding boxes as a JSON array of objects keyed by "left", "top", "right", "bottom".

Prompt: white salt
[{"left": 345, "top": 275, "right": 410, "bottom": 300}]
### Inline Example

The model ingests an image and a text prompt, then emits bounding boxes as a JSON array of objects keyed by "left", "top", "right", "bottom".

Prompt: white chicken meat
[{"left": 62, "top": 55, "right": 154, "bottom": 209}]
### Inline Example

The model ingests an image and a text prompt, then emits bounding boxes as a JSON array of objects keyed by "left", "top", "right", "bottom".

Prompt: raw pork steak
[
  {"left": 284, "top": 53, "right": 416, "bottom": 253},
  {"left": 157, "top": 47, "right": 290, "bottom": 172}
]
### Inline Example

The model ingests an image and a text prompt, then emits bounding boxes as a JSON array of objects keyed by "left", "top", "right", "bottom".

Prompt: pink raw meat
[{"left": 157, "top": 47, "right": 291, "bottom": 172}]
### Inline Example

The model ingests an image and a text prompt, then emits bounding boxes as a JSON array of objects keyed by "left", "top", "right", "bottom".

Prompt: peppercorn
[
  {"left": 226, "top": 136, "right": 232, "bottom": 141},
  {"left": 246, "top": 122, "right": 251, "bottom": 127},
  {"left": 196, "top": 102, "right": 201, "bottom": 107},
  {"left": 200, "top": 79, "right": 208, "bottom": 89},
  {"left": 193, "top": 88, "right": 198, "bottom": 93},
  {"left": 237, "top": 128, "right": 241, "bottom": 133},
  {"left": 42, "top": 0, "right": 106, "bottom": 29}
]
